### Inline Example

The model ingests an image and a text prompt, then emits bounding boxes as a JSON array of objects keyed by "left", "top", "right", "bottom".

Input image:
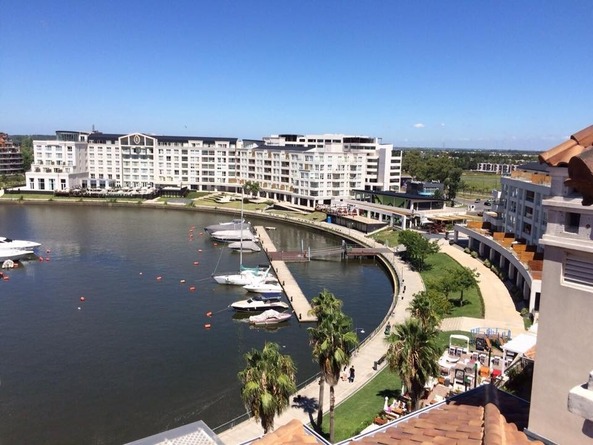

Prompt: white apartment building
[
  {"left": 476, "top": 162, "right": 517, "bottom": 175},
  {"left": 26, "top": 130, "right": 89, "bottom": 191},
  {"left": 25, "top": 131, "right": 401, "bottom": 208},
  {"left": 497, "top": 162, "right": 551, "bottom": 247},
  {"left": 252, "top": 134, "right": 402, "bottom": 207}
]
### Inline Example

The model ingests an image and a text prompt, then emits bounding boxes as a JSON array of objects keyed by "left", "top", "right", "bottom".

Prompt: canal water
[{"left": 0, "top": 204, "right": 393, "bottom": 444}]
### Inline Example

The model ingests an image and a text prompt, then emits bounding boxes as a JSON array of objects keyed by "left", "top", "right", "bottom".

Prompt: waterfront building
[
  {"left": 26, "top": 130, "right": 89, "bottom": 191},
  {"left": 0, "top": 133, "right": 24, "bottom": 175},
  {"left": 25, "top": 131, "right": 402, "bottom": 209}
]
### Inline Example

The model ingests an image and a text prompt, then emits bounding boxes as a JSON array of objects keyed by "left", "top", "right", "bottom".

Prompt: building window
[{"left": 565, "top": 212, "right": 580, "bottom": 234}]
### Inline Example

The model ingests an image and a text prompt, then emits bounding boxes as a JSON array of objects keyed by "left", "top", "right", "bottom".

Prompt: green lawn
[
  {"left": 421, "top": 252, "right": 484, "bottom": 318},
  {"left": 318, "top": 366, "right": 402, "bottom": 442},
  {"left": 460, "top": 172, "right": 501, "bottom": 196}
]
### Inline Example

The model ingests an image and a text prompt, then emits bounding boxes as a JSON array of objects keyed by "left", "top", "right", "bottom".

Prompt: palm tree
[
  {"left": 308, "top": 308, "right": 358, "bottom": 442},
  {"left": 308, "top": 289, "right": 343, "bottom": 428},
  {"left": 408, "top": 290, "right": 441, "bottom": 330},
  {"left": 385, "top": 318, "right": 440, "bottom": 411},
  {"left": 237, "top": 342, "right": 297, "bottom": 434}
]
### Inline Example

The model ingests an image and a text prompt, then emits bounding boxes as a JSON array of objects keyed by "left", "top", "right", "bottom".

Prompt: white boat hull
[
  {"left": 0, "top": 237, "right": 41, "bottom": 250},
  {"left": 0, "top": 248, "right": 35, "bottom": 261}
]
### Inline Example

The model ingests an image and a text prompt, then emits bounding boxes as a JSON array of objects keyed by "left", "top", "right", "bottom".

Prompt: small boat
[
  {"left": 0, "top": 236, "right": 41, "bottom": 250},
  {"left": 243, "top": 277, "right": 283, "bottom": 294},
  {"left": 249, "top": 309, "right": 292, "bottom": 325},
  {"left": 0, "top": 248, "right": 35, "bottom": 262},
  {"left": 231, "top": 295, "right": 290, "bottom": 312},
  {"left": 210, "top": 229, "right": 258, "bottom": 242},
  {"left": 228, "top": 240, "right": 261, "bottom": 253},
  {"left": 213, "top": 265, "right": 270, "bottom": 286},
  {"left": 205, "top": 219, "right": 250, "bottom": 233}
]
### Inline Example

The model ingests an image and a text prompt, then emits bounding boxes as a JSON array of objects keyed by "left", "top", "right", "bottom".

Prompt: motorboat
[
  {"left": 210, "top": 229, "right": 258, "bottom": 243},
  {"left": 213, "top": 265, "right": 270, "bottom": 286},
  {"left": 228, "top": 240, "right": 261, "bottom": 253},
  {"left": 0, "top": 248, "right": 35, "bottom": 262},
  {"left": 0, "top": 236, "right": 41, "bottom": 250},
  {"left": 243, "top": 277, "right": 283, "bottom": 294},
  {"left": 249, "top": 309, "right": 292, "bottom": 325},
  {"left": 205, "top": 218, "right": 250, "bottom": 233},
  {"left": 231, "top": 295, "right": 290, "bottom": 312}
]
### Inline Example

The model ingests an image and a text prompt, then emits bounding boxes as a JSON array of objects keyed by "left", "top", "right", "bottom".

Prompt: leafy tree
[
  {"left": 398, "top": 230, "right": 440, "bottom": 271},
  {"left": 238, "top": 342, "right": 297, "bottom": 434},
  {"left": 308, "top": 294, "right": 358, "bottom": 442},
  {"left": 449, "top": 266, "right": 480, "bottom": 306},
  {"left": 243, "top": 180, "right": 260, "bottom": 198},
  {"left": 308, "top": 289, "right": 344, "bottom": 427},
  {"left": 19, "top": 136, "right": 34, "bottom": 171},
  {"left": 385, "top": 318, "right": 440, "bottom": 411}
]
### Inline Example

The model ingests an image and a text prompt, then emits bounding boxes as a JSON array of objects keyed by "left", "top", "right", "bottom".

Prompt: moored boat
[
  {"left": 0, "top": 248, "right": 35, "bottom": 262},
  {"left": 228, "top": 240, "right": 261, "bottom": 253},
  {"left": 204, "top": 219, "right": 250, "bottom": 233},
  {"left": 249, "top": 309, "right": 292, "bottom": 325},
  {"left": 213, "top": 265, "right": 270, "bottom": 286},
  {"left": 230, "top": 295, "right": 290, "bottom": 312},
  {"left": 0, "top": 236, "right": 41, "bottom": 250},
  {"left": 210, "top": 229, "right": 258, "bottom": 242},
  {"left": 243, "top": 277, "right": 283, "bottom": 294}
]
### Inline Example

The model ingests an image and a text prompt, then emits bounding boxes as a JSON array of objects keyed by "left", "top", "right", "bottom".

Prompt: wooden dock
[{"left": 254, "top": 226, "right": 317, "bottom": 322}]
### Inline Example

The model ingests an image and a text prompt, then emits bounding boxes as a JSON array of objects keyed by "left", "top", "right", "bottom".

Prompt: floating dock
[{"left": 254, "top": 226, "right": 316, "bottom": 322}]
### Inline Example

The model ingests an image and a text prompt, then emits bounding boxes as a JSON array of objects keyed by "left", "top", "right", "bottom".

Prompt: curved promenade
[{"left": 218, "top": 225, "right": 526, "bottom": 444}]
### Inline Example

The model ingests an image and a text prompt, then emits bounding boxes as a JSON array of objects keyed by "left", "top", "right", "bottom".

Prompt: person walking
[{"left": 349, "top": 365, "right": 355, "bottom": 383}]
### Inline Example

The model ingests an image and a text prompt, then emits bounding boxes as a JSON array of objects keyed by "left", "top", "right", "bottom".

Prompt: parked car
[{"left": 484, "top": 201, "right": 491, "bottom": 206}]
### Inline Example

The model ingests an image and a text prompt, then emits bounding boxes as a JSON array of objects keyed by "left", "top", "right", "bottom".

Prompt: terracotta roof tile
[
  {"left": 539, "top": 125, "right": 593, "bottom": 167},
  {"left": 250, "top": 419, "right": 324, "bottom": 444},
  {"left": 344, "top": 385, "right": 536, "bottom": 445}
]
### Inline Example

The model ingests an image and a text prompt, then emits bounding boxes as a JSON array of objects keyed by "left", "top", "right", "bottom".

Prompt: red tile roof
[{"left": 343, "top": 385, "right": 543, "bottom": 445}]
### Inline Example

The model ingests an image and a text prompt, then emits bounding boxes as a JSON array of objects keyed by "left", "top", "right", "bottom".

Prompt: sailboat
[{"left": 212, "top": 190, "right": 267, "bottom": 285}]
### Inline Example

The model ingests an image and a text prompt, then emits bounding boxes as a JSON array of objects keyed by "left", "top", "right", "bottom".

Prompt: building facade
[
  {"left": 0, "top": 133, "right": 24, "bottom": 175},
  {"left": 25, "top": 131, "right": 402, "bottom": 208},
  {"left": 527, "top": 125, "right": 593, "bottom": 444}
]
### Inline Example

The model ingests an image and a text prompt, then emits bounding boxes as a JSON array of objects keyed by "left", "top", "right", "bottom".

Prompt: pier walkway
[{"left": 254, "top": 226, "right": 316, "bottom": 322}]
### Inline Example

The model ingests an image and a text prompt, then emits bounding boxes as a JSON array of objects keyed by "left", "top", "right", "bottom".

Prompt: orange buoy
[
  {"left": 39, "top": 257, "right": 44, "bottom": 262},
  {"left": 193, "top": 261, "right": 199, "bottom": 265},
  {"left": 199, "top": 232, "right": 203, "bottom": 235},
  {"left": 45, "top": 257, "right": 50, "bottom": 262},
  {"left": 156, "top": 276, "right": 163, "bottom": 281},
  {"left": 189, "top": 286, "right": 196, "bottom": 292},
  {"left": 204, "top": 323, "right": 212, "bottom": 329},
  {"left": 80, "top": 296, "right": 86, "bottom": 302},
  {"left": 46, "top": 249, "right": 51, "bottom": 253},
  {"left": 206, "top": 311, "right": 213, "bottom": 317},
  {"left": 3, "top": 275, "right": 9, "bottom": 281}
]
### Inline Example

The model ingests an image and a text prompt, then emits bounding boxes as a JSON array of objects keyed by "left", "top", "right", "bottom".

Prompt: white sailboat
[{"left": 213, "top": 190, "right": 268, "bottom": 285}]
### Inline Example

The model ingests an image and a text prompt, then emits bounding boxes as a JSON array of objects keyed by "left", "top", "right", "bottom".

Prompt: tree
[
  {"left": 308, "top": 289, "right": 344, "bottom": 428},
  {"left": 444, "top": 167, "right": 463, "bottom": 203},
  {"left": 243, "top": 181, "right": 260, "bottom": 198},
  {"left": 385, "top": 318, "right": 440, "bottom": 411},
  {"left": 238, "top": 342, "right": 297, "bottom": 434},
  {"left": 398, "top": 230, "right": 440, "bottom": 271},
  {"left": 449, "top": 266, "right": 480, "bottom": 306},
  {"left": 308, "top": 297, "right": 358, "bottom": 442},
  {"left": 408, "top": 291, "right": 442, "bottom": 330}
]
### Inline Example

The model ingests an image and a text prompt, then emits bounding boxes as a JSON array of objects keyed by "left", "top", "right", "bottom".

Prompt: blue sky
[{"left": 2, "top": 1, "right": 592, "bottom": 150}]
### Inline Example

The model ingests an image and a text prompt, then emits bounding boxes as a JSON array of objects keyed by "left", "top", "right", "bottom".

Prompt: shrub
[
  {"left": 470, "top": 251, "right": 478, "bottom": 258},
  {"left": 483, "top": 259, "right": 491, "bottom": 268},
  {"left": 464, "top": 247, "right": 471, "bottom": 254}
]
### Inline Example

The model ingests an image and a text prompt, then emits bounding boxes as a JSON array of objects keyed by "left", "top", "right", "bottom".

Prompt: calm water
[{"left": 0, "top": 204, "right": 393, "bottom": 445}]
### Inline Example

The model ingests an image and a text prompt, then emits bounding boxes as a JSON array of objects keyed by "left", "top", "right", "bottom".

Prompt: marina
[
  {"left": 255, "top": 226, "right": 316, "bottom": 322},
  {"left": 0, "top": 204, "right": 392, "bottom": 444}
]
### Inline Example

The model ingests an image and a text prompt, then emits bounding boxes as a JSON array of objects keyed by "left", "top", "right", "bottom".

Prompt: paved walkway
[{"left": 218, "top": 228, "right": 523, "bottom": 444}]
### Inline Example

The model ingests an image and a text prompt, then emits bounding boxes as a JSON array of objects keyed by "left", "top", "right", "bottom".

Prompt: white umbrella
[{"left": 383, "top": 396, "right": 389, "bottom": 411}]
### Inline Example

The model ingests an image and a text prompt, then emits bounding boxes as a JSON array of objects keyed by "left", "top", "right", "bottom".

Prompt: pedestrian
[
  {"left": 341, "top": 366, "right": 347, "bottom": 381},
  {"left": 349, "top": 365, "right": 355, "bottom": 383}
]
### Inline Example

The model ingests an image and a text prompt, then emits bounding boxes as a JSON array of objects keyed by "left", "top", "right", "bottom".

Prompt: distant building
[
  {"left": 0, "top": 132, "right": 24, "bottom": 175},
  {"left": 404, "top": 180, "right": 445, "bottom": 197},
  {"left": 476, "top": 162, "right": 518, "bottom": 175},
  {"left": 24, "top": 131, "right": 402, "bottom": 209}
]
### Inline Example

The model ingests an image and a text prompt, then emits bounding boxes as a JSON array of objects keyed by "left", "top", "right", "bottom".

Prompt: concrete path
[{"left": 218, "top": 228, "right": 523, "bottom": 444}]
